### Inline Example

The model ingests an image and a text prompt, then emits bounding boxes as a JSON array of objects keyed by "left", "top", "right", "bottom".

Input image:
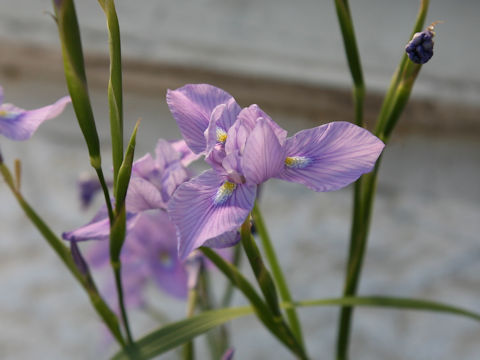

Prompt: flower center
[
  {"left": 158, "top": 251, "right": 173, "bottom": 268},
  {"left": 0, "top": 108, "right": 19, "bottom": 119},
  {"left": 216, "top": 127, "right": 228, "bottom": 144},
  {"left": 285, "top": 156, "right": 312, "bottom": 169},
  {"left": 214, "top": 181, "right": 236, "bottom": 205}
]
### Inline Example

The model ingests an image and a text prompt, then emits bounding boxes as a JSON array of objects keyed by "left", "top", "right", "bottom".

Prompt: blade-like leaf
[
  {"left": 98, "top": 0, "right": 124, "bottom": 187},
  {"left": 294, "top": 296, "right": 480, "bottom": 322},
  {"left": 112, "top": 295, "right": 480, "bottom": 360},
  {"left": 111, "top": 307, "right": 253, "bottom": 360},
  {"left": 53, "top": 0, "right": 102, "bottom": 168},
  {"left": 114, "top": 120, "right": 140, "bottom": 214}
]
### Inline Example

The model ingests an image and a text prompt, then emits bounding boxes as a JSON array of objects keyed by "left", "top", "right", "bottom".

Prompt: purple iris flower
[
  {"left": 0, "top": 85, "right": 71, "bottom": 140},
  {"left": 63, "top": 139, "right": 198, "bottom": 303},
  {"left": 167, "top": 84, "right": 385, "bottom": 259}
]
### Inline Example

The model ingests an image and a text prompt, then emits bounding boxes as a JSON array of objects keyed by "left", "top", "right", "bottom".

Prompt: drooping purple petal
[
  {"left": 242, "top": 118, "right": 286, "bottom": 185},
  {"left": 166, "top": 84, "right": 237, "bottom": 154},
  {"left": 276, "top": 122, "right": 385, "bottom": 192},
  {"left": 0, "top": 96, "right": 71, "bottom": 140},
  {"left": 168, "top": 169, "right": 256, "bottom": 260},
  {"left": 62, "top": 208, "right": 140, "bottom": 242},
  {"left": 203, "top": 230, "right": 241, "bottom": 249},
  {"left": 62, "top": 215, "right": 111, "bottom": 242}
]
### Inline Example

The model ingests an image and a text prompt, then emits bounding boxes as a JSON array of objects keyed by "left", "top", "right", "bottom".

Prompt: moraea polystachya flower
[
  {"left": 167, "top": 84, "right": 385, "bottom": 259},
  {"left": 0, "top": 85, "right": 71, "bottom": 140}
]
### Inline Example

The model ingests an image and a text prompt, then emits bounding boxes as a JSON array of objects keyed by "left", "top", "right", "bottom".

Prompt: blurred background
[{"left": 0, "top": 0, "right": 479, "bottom": 359}]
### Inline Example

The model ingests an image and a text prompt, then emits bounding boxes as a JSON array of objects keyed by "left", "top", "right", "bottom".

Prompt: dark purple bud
[
  {"left": 405, "top": 22, "right": 441, "bottom": 64},
  {"left": 221, "top": 348, "right": 235, "bottom": 360},
  {"left": 405, "top": 30, "right": 434, "bottom": 64},
  {"left": 70, "top": 242, "right": 90, "bottom": 276}
]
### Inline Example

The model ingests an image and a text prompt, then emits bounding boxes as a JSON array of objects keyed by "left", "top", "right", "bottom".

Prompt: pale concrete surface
[
  {"left": 0, "top": 0, "right": 479, "bottom": 105},
  {"left": 0, "top": 72, "right": 479, "bottom": 359}
]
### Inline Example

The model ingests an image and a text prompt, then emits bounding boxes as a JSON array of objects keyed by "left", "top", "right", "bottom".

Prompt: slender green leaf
[
  {"left": 98, "top": 0, "right": 124, "bottom": 186},
  {"left": 200, "top": 247, "right": 307, "bottom": 359},
  {"left": 252, "top": 203, "right": 305, "bottom": 348},
  {"left": 111, "top": 307, "right": 253, "bottom": 360},
  {"left": 374, "top": 0, "right": 430, "bottom": 139},
  {"left": 294, "top": 296, "right": 480, "bottom": 322},
  {"left": 112, "top": 295, "right": 480, "bottom": 360},
  {"left": 337, "top": 2, "right": 430, "bottom": 358},
  {"left": 333, "top": 0, "right": 365, "bottom": 127},
  {"left": 53, "top": 0, "right": 101, "bottom": 168},
  {"left": 114, "top": 120, "right": 140, "bottom": 214},
  {"left": 240, "top": 219, "right": 281, "bottom": 317}
]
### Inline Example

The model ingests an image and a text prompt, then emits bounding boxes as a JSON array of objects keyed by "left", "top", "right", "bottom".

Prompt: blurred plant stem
[{"left": 334, "top": 1, "right": 430, "bottom": 359}]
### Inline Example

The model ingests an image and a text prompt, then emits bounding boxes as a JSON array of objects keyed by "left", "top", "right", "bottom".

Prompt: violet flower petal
[
  {"left": 128, "top": 210, "right": 188, "bottom": 299},
  {"left": 203, "top": 230, "right": 241, "bottom": 249},
  {"left": 276, "top": 121, "right": 385, "bottom": 192},
  {"left": 62, "top": 211, "right": 140, "bottom": 242},
  {"left": 235, "top": 105, "right": 287, "bottom": 144},
  {"left": 169, "top": 139, "right": 201, "bottom": 166},
  {"left": 126, "top": 177, "right": 166, "bottom": 211},
  {"left": 155, "top": 138, "right": 182, "bottom": 170},
  {"left": 242, "top": 118, "right": 286, "bottom": 185},
  {"left": 168, "top": 169, "right": 256, "bottom": 260},
  {"left": 166, "top": 84, "right": 237, "bottom": 153},
  {"left": 0, "top": 95, "right": 71, "bottom": 140}
]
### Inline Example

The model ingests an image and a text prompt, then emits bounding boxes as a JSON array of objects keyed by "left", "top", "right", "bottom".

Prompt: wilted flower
[
  {"left": 0, "top": 85, "right": 71, "bottom": 140},
  {"left": 167, "top": 84, "right": 385, "bottom": 259}
]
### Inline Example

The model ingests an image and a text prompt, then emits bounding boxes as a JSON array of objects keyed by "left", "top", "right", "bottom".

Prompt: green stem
[
  {"left": 336, "top": 2, "right": 430, "bottom": 358},
  {"left": 183, "top": 288, "right": 197, "bottom": 360},
  {"left": 221, "top": 243, "right": 242, "bottom": 307},
  {"left": 239, "top": 217, "right": 308, "bottom": 359},
  {"left": 333, "top": 0, "right": 365, "bottom": 128},
  {"left": 200, "top": 247, "right": 308, "bottom": 359},
  {"left": 112, "top": 261, "right": 134, "bottom": 345},
  {"left": 95, "top": 167, "right": 114, "bottom": 223},
  {"left": 251, "top": 203, "right": 305, "bottom": 349},
  {"left": 97, "top": 0, "right": 123, "bottom": 189}
]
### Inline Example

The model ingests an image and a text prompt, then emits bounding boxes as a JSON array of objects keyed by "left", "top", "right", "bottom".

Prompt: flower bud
[{"left": 405, "top": 22, "right": 441, "bottom": 64}]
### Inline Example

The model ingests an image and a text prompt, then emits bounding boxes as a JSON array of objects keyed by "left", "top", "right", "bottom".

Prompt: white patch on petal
[
  {"left": 214, "top": 181, "right": 236, "bottom": 205},
  {"left": 285, "top": 156, "right": 312, "bottom": 169}
]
